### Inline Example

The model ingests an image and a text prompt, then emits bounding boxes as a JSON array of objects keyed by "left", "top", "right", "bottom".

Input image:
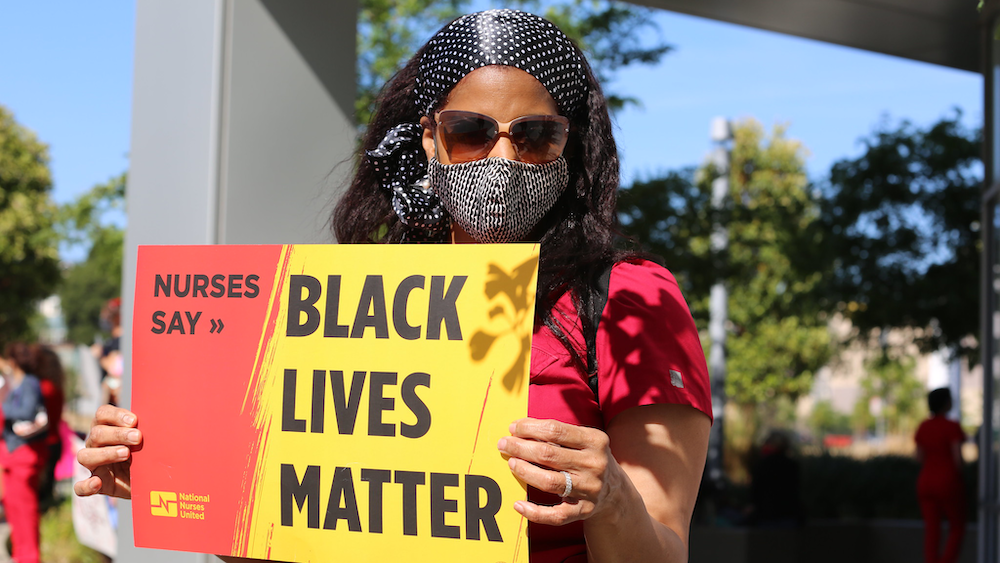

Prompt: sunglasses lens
[
  {"left": 511, "top": 118, "right": 569, "bottom": 164},
  {"left": 436, "top": 111, "right": 569, "bottom": 164},
  {"left": 438, "top": 113, "right": 496, "bottom": 163}
]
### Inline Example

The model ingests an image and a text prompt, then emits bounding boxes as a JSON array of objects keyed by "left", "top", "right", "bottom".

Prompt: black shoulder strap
[{"left": 586, "top": 263, "right": 614, "bottom": 402}]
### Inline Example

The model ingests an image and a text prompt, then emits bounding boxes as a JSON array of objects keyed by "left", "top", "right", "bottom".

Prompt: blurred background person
[
  {"left": 93, "top": 297, "right": 123, "bottom": 405},
  {"left": 915, "top": 387, "right": 966, "bottom": 563},
  {"left": 32, "top": 344, "right": 65, "bottom": 507},
  {"left": 1, "top": 342, "right": 49, "bottom": 563},
  {"left": 747, "top": 429, "right": 802, "bottom": 528}
]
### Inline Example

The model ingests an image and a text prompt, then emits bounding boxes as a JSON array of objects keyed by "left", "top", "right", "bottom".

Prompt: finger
[
  {"left": 507, "top": 458, "right": 596, "bottom": 500},
  {"left": 74, "top": 475, "right": 104, "bottom": 497},
  {"left": 509, "top": 418, "right": 604, "bottom": 450},
  {"left": 77, "top": 445, "right": 131, "bottom": 470},
  {"left": 513, "top": 498, "right": 590, "bottom": 527},
  {"left": 86, "top": 425, "right": 142, "bottom": 449},
  {"left": 93, "top": 404, "right": 138, "bottom": 429},
  {"left": 499, "top": 436, "right": 579, "bottom": 472}
]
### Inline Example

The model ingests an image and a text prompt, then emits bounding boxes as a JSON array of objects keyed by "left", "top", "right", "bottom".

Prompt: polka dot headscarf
[{"left": 415, "top": 9, "right": 589, "bottom": 117}]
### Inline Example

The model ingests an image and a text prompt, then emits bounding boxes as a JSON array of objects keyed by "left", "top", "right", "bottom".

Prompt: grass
[{"left": 36, "top": 495, "right": 112, "bottom": 563}]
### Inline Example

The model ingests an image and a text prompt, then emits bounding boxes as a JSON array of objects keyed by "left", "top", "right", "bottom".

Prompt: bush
[{"left": 799, "top": 454, "right": 977, "bottom": 521}]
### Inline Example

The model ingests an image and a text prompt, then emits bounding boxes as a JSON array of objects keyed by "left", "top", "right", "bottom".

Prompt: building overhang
[{"left": 635, "top": 0, "right": 982, "bottom": 73}]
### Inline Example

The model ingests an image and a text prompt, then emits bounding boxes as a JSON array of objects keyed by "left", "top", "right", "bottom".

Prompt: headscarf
[{"left": 365, "top": 9, "right": 589, "bottom": 241}]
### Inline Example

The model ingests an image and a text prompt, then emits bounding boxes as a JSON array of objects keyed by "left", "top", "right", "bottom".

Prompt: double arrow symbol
[{"left": 209, "top": 319, "right": 225, "bottom": 334}]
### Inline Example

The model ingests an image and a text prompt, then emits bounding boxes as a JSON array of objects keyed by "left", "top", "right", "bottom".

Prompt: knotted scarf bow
[{"left": 366, "top": 123, "right": 449, "bottom": 241}]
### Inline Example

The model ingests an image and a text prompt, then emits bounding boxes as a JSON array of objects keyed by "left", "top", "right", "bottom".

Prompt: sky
[
  {"left": 0, "top": 2, "right": 982, "bottom": 209},
  {"left": 0, "top": 2, "right": 135, "bottom": 205}
]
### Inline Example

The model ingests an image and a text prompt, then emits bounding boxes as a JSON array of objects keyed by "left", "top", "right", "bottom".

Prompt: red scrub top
[
  {"left": 915, "top": 415, "right": 965, "bottom": 498},
  {"left": 527, "top": 259, "right": 712, "bottom": 562}
]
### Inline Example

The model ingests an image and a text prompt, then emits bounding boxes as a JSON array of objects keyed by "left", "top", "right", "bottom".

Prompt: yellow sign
[{"left": 131, "top": 244, "right": 538, "bottom": 563}]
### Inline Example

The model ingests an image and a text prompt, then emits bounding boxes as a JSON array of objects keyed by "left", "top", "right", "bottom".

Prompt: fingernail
[
  {"left": 123, "top": 414, "right": 135, "bottom": 425},
  {"left": 508, "top": 457, "right": 516, "bottom": 470},
  {"left": 497, "top": 438, "right": 507, "bottom": 450},
  {"left": 127, "top": 430, "right": 140, "bottom": 443},
  {"left": 509, "top": 422, "right": 516, "bottom": 433},
  {"left": 513, "top": 501, "right": 525, "bottom": 513},
  {"left": 117, "top": 447, "right": 129, "bottom": 459}
]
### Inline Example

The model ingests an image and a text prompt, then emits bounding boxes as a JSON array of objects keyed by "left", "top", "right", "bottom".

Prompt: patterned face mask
[{"left": 428, "top": 156, "right": 568, "bottom": 243}]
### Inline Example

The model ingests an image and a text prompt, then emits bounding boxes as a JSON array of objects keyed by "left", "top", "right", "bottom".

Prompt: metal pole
[{"left": 706, "top": 117, "right": 731, "bottom": 487}]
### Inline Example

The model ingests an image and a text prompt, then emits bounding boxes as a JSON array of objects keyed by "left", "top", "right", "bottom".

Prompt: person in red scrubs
[
  {"left": 1, "top": 343, "right": 49, "bottom": 563},
  {"left": 915, "top": 387, "right": 966, "bottom": 563}
]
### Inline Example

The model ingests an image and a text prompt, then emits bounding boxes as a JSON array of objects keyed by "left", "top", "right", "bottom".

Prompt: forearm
[{"left": 583, "top": 470, "right": 686, "bottom": 563}]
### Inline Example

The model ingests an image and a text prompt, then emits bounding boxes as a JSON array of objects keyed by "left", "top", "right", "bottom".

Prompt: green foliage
[
  {"left": 851, "top": 350, "right": 926, "bottom": 436},
  {"left": 56, "top": 174, "right": 126, "bottom": 344},
  {"left": 509, "top": 0, "right": 672, "bottom": 111},
  {"left": 819, "top": 111, "right": 981, "bottom": 358},
  {"left": 0, "top": 105, "right": 61, "bottom": 346},
  {"left": 808, "top": 399, "right": 852, "bottom": 438},
  {"left": 356, "top": 0, "right": 671, "bottom": 124},
  {"left": 620, "top": 119, "right": 832, "bottom": 409},
  {"left": 357, "top": 0, "right": 466, "bottom": 126},
  {"left": 40, "top": 496, "right": 112, "bottom": 563}
]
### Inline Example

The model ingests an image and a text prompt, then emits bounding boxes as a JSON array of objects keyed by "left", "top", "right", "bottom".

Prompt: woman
[
  {"left": 76, "top": 9, "right": 712, "bottom": 562},
  {"left": 915, "top": 388, "right": 966, "bottom": 563},
  {"left": 2, "top": 342, "right": 49, "bottom": 563}
]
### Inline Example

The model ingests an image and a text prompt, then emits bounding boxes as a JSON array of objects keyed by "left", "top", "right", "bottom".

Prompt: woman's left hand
[{"left": 497, "top": 417, "right": 631, "bottom": 526}]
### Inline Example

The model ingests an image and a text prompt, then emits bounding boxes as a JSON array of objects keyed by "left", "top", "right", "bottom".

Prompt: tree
[
  {"left": 56, "top": 173, "right": 126, "bottom": 344},
  {"left": 809, "top": 399, "right": 852, "bottom": 440},
  {"left": 356, "top": 0, "right": 672, "bottom": 125},
  {"left": 0, "top": 105, "right": 61, "bottom": 346},
  {"left": 851, "top": 350, "right": 924, "bottom": 437},
  {"left": 619, "top": 119, "right": 833, "bottom": 411},
  {"left": 819, "top": 111, "right": 981, "bottom": 358}
]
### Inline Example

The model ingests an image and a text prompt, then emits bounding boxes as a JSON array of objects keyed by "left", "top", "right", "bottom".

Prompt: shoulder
[
  {"left": 607, "top": 259, "right": 681, "bottom": 300},
  {"left": 603, "top": 259, "right": 691, "bottom": 329},
  {"left": 597, "top": 259, "right": 711, "bottom": 424},
  {"left": 602, "top": 259, "right": 698, "bottom": 349},
  {"left": 24, "top": 374, "right": 42, "bottom": 391}
]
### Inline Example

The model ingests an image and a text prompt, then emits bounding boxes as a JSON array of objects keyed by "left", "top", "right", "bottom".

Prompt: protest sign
[
  {"left": 72, "top": 433, "right": 118, "bottom": 557},
  {"left": 131, "top": 244, "right": 538, "bottom": 562}
]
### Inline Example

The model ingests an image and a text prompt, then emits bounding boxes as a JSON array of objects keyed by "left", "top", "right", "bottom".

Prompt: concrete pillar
[{"left": 118, "top": 1, "right": 356, "bottom": 561}]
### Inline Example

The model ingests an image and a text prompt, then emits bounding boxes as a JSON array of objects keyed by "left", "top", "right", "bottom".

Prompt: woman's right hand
[{"left": 74, "top": 404, "right": 141, "bottom": 499}]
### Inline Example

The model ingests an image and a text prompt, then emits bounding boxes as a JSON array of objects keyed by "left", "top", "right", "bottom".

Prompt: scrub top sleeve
[{"left": 597, "top": 260, "right": 713, "bottom": 426}]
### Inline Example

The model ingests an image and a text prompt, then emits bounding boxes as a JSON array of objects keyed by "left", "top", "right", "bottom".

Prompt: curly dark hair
[{"left": 332, "top": 24, "right": 635, "bottom": 374}]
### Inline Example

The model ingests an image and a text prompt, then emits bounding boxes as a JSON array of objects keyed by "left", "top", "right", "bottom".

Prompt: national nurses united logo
[{"left": 150, "top": 491, "right": 178, "bottom": 517}]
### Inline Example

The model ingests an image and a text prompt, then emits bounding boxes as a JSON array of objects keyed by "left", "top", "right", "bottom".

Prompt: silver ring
[{"left": 559, "top": 471, "right": 573, "bottom": 498}]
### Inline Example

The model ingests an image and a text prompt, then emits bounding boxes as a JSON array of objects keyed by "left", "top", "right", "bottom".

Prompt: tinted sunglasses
[{"left": 434, "top": 110, "right": 570, "bottom": 164}]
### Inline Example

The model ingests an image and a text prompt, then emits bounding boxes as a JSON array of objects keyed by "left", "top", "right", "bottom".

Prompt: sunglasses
[{"left": 434, "top": 110, "right": 570, "bottom": 164}]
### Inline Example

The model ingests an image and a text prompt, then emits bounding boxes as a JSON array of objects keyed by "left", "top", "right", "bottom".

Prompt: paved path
[{"left": 0, "top": 521, "right": 10, "bottom": 562}]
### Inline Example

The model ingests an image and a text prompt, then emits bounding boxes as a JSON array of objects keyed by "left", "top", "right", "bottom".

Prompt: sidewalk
[{"left": 0, "top": 520, "right": 10, "bottom": 562}]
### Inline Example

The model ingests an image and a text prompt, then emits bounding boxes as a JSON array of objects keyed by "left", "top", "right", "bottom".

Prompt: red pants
[
  {"left": 919, "top": 489, "right": 966, "bottom": 563},
  {"left": 1, "top": 441, "right": 46, "bottom": 563}
]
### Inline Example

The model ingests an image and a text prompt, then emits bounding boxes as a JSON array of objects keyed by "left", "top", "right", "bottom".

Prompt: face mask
[{"left": 428, "top": 156, "right": 568, "bottom": 243}]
